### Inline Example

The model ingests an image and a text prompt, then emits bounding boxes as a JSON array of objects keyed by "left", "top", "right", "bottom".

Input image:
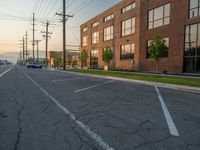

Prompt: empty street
[{"left": 0, "top": 65, "right": 200, "bottom": 150}]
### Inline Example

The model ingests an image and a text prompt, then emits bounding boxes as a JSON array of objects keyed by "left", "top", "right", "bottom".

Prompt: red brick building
[{"left": 80, "top": 0, "right": 200, "bottom": 74}]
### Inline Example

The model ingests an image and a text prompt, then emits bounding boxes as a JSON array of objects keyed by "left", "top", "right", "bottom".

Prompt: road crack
[
  {"left": 14, "top": 104, "right": 24, "bottom": 150},
  {"left": 134, "top": 135, "right": 171, "bottom": 149},
  {"left": 104, "top": 120, "right": 149, "bottom": 135}
]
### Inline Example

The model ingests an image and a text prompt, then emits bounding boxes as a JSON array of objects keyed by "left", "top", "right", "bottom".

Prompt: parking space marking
[
  {"left": 0, "top": 65, "right": 14, "bottom": 78},
  {"left": 20, "top": 68, "right": 115, "bottom": 150},
  {"left": 52, "top": 77, "right": 90, "bottom": 82},
  {"left": 74, "top": 80, "right": 114, "bottom": 93},
  {"left": 155, "top": 86, "right": 179, "bottom": 136}
]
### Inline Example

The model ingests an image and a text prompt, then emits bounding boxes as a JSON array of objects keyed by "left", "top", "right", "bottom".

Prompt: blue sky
[{"left": 0, "top": 0, "right": 121, "bottom": 57}]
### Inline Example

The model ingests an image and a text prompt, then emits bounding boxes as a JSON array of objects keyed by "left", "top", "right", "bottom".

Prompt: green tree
[
  {"left": 54, "top": 54, "right": 62, "bottom": 68},
  {"left": 102, "top": 46, "right": 113, "bottom": 63},
  {"left": 67, "top": 54, "right": 73, "bottom": 65},
  {"left": 148, "top": 36, "right": 167, "bottom": 73},
  {"left": 80, "top": 49, "right": 88, "bottom": 67}
]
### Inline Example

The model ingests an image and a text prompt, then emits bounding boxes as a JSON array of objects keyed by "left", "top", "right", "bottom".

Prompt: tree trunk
[{"left": 104, "top": 62, "right": 109, "bottom": 71}]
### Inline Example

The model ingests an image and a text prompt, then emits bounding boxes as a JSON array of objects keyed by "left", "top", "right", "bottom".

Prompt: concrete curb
[{"left": 47, "top": 69, "right": 200, "bottom": 94}]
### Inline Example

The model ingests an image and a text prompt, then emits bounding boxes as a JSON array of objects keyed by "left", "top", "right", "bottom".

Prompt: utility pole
[
  {"left": 25, "top": 31, "right": 28, "bottom": 60},
  {"left": 63, "top": 0, "right": 66, "bottom": 70},
  {"left": 56, "top": 0, "right": 73, "bottom": 70},
  {"left": 18, "top": 37, "right": 25, "bottom": 63},
  {"left": 32, "top": 13, "right": 35, "bottom": 62},
  {"left": 42, "top": 21, "right": 52, "bottom": 67},
  {"left": 35, "top": 40, "right": 42, "bottom": 63},
  {"left": 23, "top": 36, "right": 25, "bottom": 63}
]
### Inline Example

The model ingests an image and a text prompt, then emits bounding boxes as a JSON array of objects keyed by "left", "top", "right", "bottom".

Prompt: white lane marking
[
  {"left": 20, "top": 69, "right": 115, "bottom": 150},
  {"left": 74, "top": 80, "right": 114, "bottom": 93},
  {"left": 0, "top": 65, "right": 14, "bottom": 78},
  {"left": 155, "top": 86, "right": 179, "bottom": 136},
  {"left": 52, "top": 77, "right": 90, "bottom": 82}
]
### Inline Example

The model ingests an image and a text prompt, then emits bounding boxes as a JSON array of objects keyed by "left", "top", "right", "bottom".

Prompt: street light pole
[{"left": 63, "top": 0, "right": 66, "bottom": 70}]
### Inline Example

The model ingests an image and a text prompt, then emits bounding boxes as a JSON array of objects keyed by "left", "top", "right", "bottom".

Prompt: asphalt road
[{"left": 0, "top": 65, "right": 200, "bottom": 150}]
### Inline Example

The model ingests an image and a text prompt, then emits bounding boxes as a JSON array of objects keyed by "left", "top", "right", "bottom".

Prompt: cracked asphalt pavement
[{"left": 0, "top": 65, "right": 200, "bottom": 150}]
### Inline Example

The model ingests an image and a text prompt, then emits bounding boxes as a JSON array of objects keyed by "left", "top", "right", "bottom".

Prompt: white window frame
[
  {"left": 92, "top": 32, "right": 99, "bottom": 44},
  {"left": 104, "top": 14, "right": 114, "bottom": 22},
  {"left": 92, "top": 21, "right": 99, "bottom": 28},
  {"left": 122, "top": 17, "right": 135, "bottom": 36},
  {"left": 104, "top": 26, "right": 114, "bottom": 41},
  {"left": 122, "top": 3, "right": 136, "bottom": 13}
]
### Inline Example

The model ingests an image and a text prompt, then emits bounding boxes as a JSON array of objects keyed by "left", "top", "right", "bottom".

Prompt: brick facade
[{"left": 80, "top": 0, "right": 200, "bottom": 73}]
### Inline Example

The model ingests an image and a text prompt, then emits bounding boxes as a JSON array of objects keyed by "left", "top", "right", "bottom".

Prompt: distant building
[
  {"left": 80, "top": 0, "right": 200, "bottom": 74},
  {"left": 48, "top": 50, "right": 80, "bottom": 68}
]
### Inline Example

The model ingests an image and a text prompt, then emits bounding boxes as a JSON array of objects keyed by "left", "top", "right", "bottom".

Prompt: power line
[
  {"left": 38, "top": 0, "right": 55, "bottom": 19},
  {"left": 34, "top": 0, "right": 61, "bottom": 40},
  {"left": 0, "top": 4, "right": 25, "bottom": 16},
  {"left": 32, "top": 0, "right": 39, "bottom": 14},
  {"left": 43, "top": 0, "right": 59, "bottom": 20},
  {"left": 32, "top": 13, "right": 36, "bottom": 62},
  {"left": 35, "top": 0, "right": 46, "bottom": 17},
  {"left": 70, "top": 0, "right": 94, "bottom": 15},
  {"left": 25, "top": 31, "right": 28, "bottom": 60}
]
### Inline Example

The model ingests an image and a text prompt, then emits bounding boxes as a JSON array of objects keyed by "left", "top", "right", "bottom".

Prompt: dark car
[{"left": 26, "top": 62, "right": 42, "bottom": 69}]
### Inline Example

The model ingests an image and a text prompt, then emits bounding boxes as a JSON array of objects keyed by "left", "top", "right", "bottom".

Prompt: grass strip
[{"left": 66, "top": 69, "right": 200, "bottom": 88}]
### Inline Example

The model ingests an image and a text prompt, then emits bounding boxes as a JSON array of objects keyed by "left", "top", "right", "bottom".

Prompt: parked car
[{"left": 26, "top": 62, "right": 42, "bottom": 69}]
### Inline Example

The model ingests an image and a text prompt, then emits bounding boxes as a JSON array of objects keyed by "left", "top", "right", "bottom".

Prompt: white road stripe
[
  {"left": 0, "top": 65, "right": 14, "bottom": 78},
  {"left": 74, "top": 80, "right": 114, "bottom": 93},
  {"left": 155, "top": 86, "right": 179, "bottom": 136},
  {"left": 20, "top": 69, "right": 115, "bottom": 150},
  {"left": 52, "top": 77, "right": 90, "bottom": 82}
]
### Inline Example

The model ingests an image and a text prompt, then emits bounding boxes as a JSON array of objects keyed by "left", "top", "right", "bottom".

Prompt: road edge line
[
  {"left": 74, "top": 80, "right": 114, "bottom": 93},
  {"left": 19, "top": 68, "right": 115, "bottom": 150},
  {"left": 155, "top": 86, "right": 179, "bottom": 136},
  {"left": 0, "top": 65, "right": 14, "bottom": 78}
]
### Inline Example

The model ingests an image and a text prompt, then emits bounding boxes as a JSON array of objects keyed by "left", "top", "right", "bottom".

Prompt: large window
[
  {"left": 82, "top": 36, "right": 87, "bottom": 46},
  {"left": 104, "top": 14, "right": 114, "bottom": 22},
  {"left": 120, "top": 43, "right": 135, "bottom": 60},
  {"left": 92, "top": 21, "right": 99, "bottom": 28},
  {"left": 146, "top": 37, "right": 169, "bottom": 58},
  {"left": 122, "top": 17, "right": 135, "bottom": 36},
  {"left": 82, "top": 27, "right": 87, "bottom": 32},
  {"left": 190, "top": 0, "right": 200, "bottom": 18},
  {"left": 92, "top": 32, "right": 99, "bottom": 44},
  {"left": 184, "top": 23, "right": 200, "bottom": 72},
  {"left": 122, "top": 3, "right": 136, "bottom": 13},
  {"left": 148, "top": 3, "right": 170, "bottom": 29},
  {"left": 104, "top": 26, "right": 113, "bottom": 41}
]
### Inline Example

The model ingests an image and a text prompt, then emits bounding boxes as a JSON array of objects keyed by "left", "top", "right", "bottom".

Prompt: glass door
[
  {"left": 90, "top": 49, "right": 98, "bottom": 69},
  {"left": 184, "top": 24, "right": 200, "bottom": 73}
]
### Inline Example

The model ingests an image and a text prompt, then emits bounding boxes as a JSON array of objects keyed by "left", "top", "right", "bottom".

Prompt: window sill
[
  {"left": 121, "top": 33, "right": 135, "bottom": 38},
  {"left": 146, "top": 57, "right": 169, "bottom": 61},
  {"left": 147, "top": 24, "right": 170, "bottom": 31},
  {"left": 120, "top": 59, "right": 134, "bottom": 61},
  {"left": 188, "top": 15, "right": 200, "bottom": 20},
  {"left": 104, "top": 39, "right": 114, "bottom": 42}
]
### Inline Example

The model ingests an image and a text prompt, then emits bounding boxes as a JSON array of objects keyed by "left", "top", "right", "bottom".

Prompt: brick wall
[{"left": 80, "top": 0, "right": 200, "bottom": 73}]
